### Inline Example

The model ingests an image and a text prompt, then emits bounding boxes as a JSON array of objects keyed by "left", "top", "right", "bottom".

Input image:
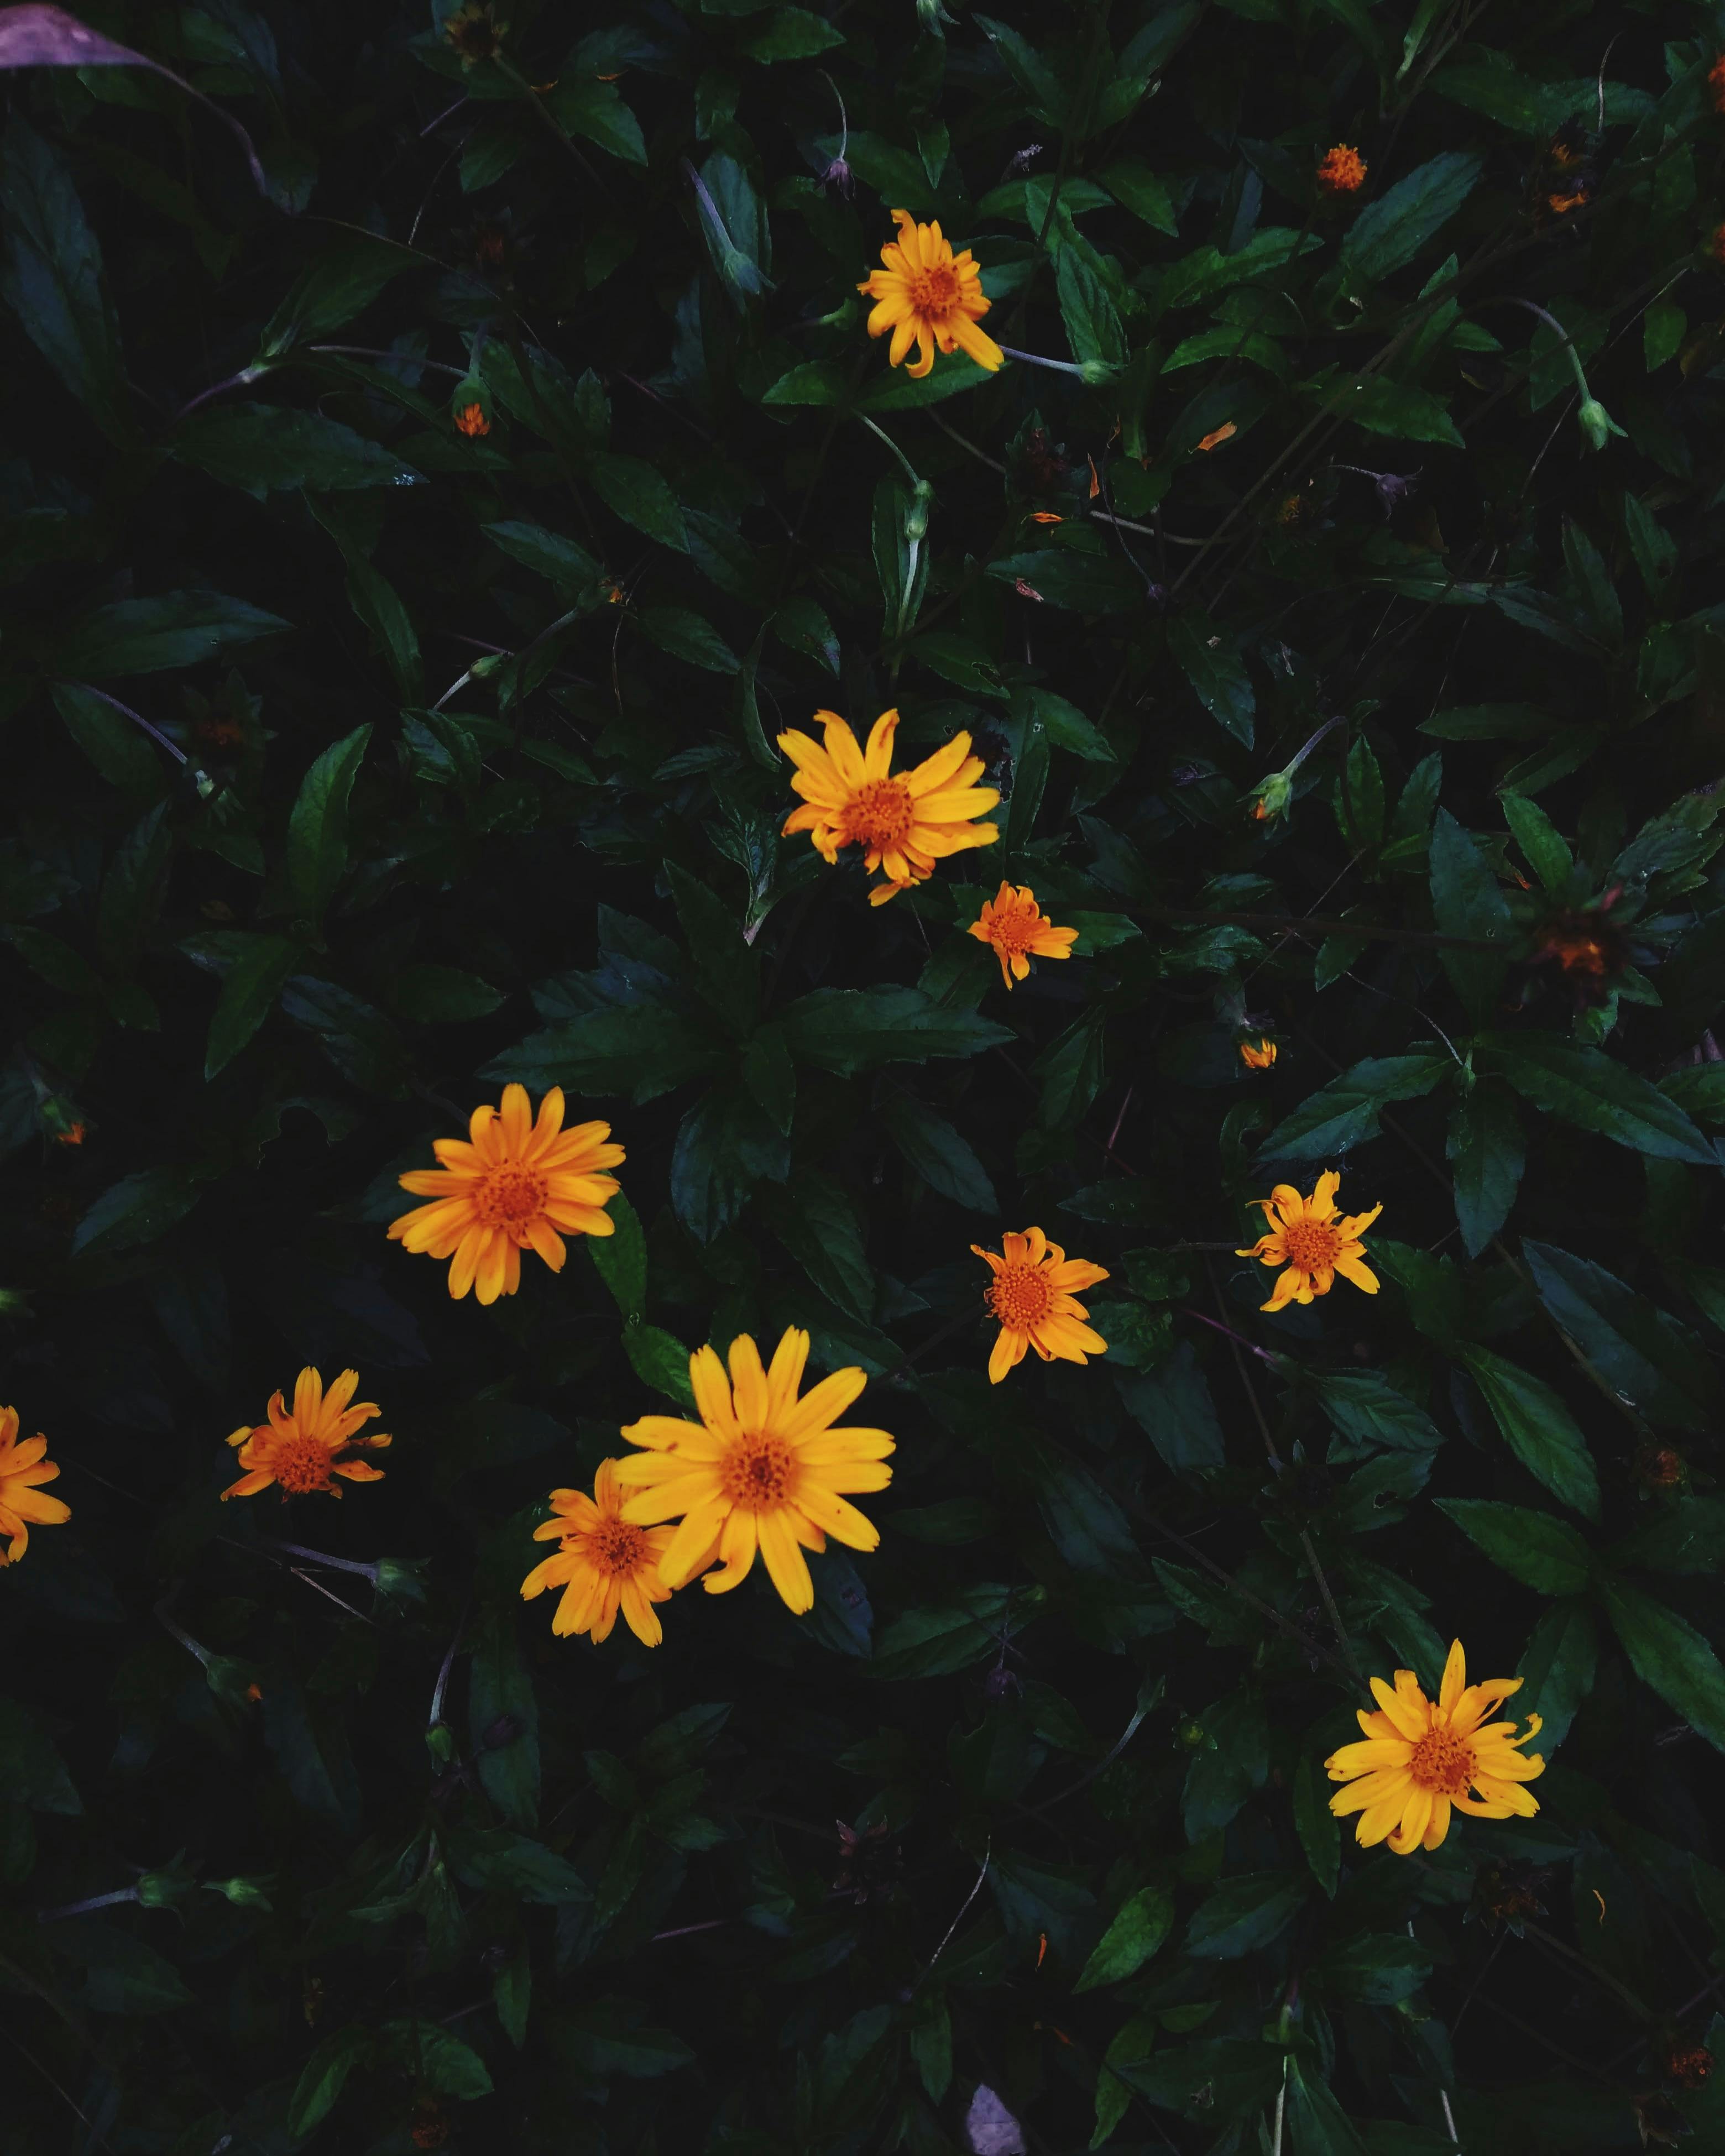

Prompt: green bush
[{"left": 4, "top": 1, "right": 1725, "bottom": 2150}]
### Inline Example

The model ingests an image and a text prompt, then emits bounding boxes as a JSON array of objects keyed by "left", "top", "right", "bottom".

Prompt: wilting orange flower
[
  {"left": 521, "top": 1459, "right": 678, "bottom": 1646},
  {"left": 222, "top": 1368, "right": 390, "bottom": 1501},
  {"left": 1196, "top": 422, "right": 1237, "bottom": 452},
  {"left": 973, "top": 1229, "right": 1109, "bottom": 1385},
  {"left": 1318, "top": 145, "right": 1367, "bottom": 195},
  {"left": 778, "top": 708, "right": 999, "bottom": 906},
  {"left": 1711, "top": 54, "right": 1725, "bottom": 113},
  {"left": 969, "top": 883, "right": 1079, "bottom": 989},
  {"left": 1546, "top": 189, "right": 1590, "bottom": 216},
  {"left": 389, "top": 1085, "right": 624, "bottom": 1304},
  {"left": 1237, "top": 1170, "right": 1381, "bottom": 1312},
  {"left": 0, "top": 1406, "right": 69, "bottom": 1563},
  {"left": 454, "top": 401, "right": 491, "bottom": 437},
  {"left": 1240, "top": 1037, "right": 1277, "bottom": 1070},
  {"left": 1326, "top": 1639, "right": 1545, "bottom": 1855},
  {"left": 857, "top": 208, "right": 1003, "bottom": 380},
  {"left": 56, "top": 1121, "right": 86, "bottom": 1146},
  {"left": 613, "top": 1329, "right": 893, "bottom": 1615},
  {"left": 1029, "top": 510, "right": 1063, "bottom": 524}
]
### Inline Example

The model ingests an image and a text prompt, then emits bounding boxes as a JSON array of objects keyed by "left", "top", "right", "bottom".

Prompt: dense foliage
[{"left": 8, "top": 0, "right": 1725, "bottom": 2150}]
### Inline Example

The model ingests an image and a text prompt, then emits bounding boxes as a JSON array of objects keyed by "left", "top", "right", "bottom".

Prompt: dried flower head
[
  {"left": 1666, "top": 2043, "right": 1713, "bottom": 2091},
  {"left": 443, "top": 3, "right": 506, "bottom": 68},
  {"left": 1528, "top": 898, "right": 1630, "bottom": 1007}
]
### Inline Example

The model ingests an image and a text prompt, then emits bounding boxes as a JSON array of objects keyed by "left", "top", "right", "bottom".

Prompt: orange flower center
[
  {"left": 840, "top": 777, "right": 914, "bottom": 852},
  {"left": 1280, "top": 1218, "right": 1342, "bottom": 1273},
  {"left": 1408, "top": 1725, "right": 1476, "bottom": 1797},
  {"left": 906, "top": 263, "right": 960, "bottom": 318},
  {"left": 984, "top": 904, "right": 1038, "bottom": 959},
  {"left": 988, "top": 1263, "right": 1054, "bottom": 1332},
  {"left": 273, "top": 1431, "right": 335, "bottom": 1496},
  {"left": 720, "top": 1432, "right": 796, "bottom": 1513},
  {"left": 1550, "top": 932, "right": 1608, "bottom": 974},
  {"left": 589, "top": 1517, "right": 649, "bottom": 1576},
  {"left": 475, "top": 1164, "right": 547, "bottom": 1231}
]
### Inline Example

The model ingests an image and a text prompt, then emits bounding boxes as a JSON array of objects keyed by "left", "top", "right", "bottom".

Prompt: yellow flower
[
  {"left": 521, "top": 1460, "right": 678, "bottom": 1646},
  {"left": 612, "top": 1329, "right": 892, "bottom": 1615},
  {"left": 389, "top": 1084, "right": 624, "bottom": 1304},
  {"left": 222, "top": 1368, "right": 390, "bottom": 1500},
  {"left": 778, "top": 708, "right": 1000, "bottom": 906},
  {"left": 1237, "top": 1171, "right": 1381, "bottom": 1312},
  {"left": 857, "top": 208, "right": 1003, "bottom": 380},
  {"left": 0, "top": 1406, "right": 69, "bottom": 1563},
  {"left": 1326, "top": 1639, "right": 1545, "bottom": 1855},
  {"left": 972, "top": 1229, "right": 1109, "bottom": 1385},
  {"left": 969, "top": 883, "right": 1079, "bottom": 989},
  {"left": 1240, "top": 1037, "right": 1277, "bottom": 1070}
]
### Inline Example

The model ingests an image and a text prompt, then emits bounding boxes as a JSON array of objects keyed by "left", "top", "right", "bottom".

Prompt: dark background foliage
[{"left": 6, "top": 0, "right": 1725, "bottom": 2150}]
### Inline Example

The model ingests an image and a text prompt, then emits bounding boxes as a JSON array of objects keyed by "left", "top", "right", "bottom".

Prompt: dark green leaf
[
  {"left": 1257, "top": 1054, "right": 1452, "bottom": 1160},
  {"left": 172, "top": 405, "right": 424, "bottom": 497},
  {"left": 0, "top": 119, "right": 129, "bottom": 439},
  {"left": 1481, "top": 1034, "right": 1718, "bottom": 1166},
  {"left": 1598, "top": 1578, "right": 1725, "bottom": 1755},
  {"left": 55, "top": 591, "right": 291, "bottom": 676},
  {"left": 1075, "top": 1885, "right": 1174, "bottom": 1991},
  {"left": 1435, "top": 1499, "right": 1592, "bottom": 1594},
  {"left": 1185, "top": 1871, "right": 1307, "bottom": 1958},
  {"left": 286, "top": 724, "right": 371, "bottom": 927},
  {"left": 1340, "top": 151, "right": 1482, "bottom": 282},
  {"left": 1460, "top": 1347, "right": 1600, "bottom": 1520}
]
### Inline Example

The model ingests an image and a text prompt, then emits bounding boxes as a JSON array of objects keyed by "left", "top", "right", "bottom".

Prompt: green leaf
[
  {"left": 1168, "top": 610, "right": 1254, "bottom": 745},
  {"left": 1316, "top": 1933, "right": 1433, "bottom": 2005},
  {"left": 260, "top": 232, "right": 417, "bottom": 354},
  {"left": 588, "top": 454, "right": 687, "bottom": 550},
  {"left": 973, "top": 14, "right": 1067, "bottom": 124},
  {"left": 485, "top": 1008, "right": 718, "bottom": 1103},
  {"left": 55, "top": 590, "right": 291, "bottom": 676},
  {"left": 1257, "top": 1054, "right": 1452, "bottom": 1160},
  {"left": 1075, "top": 1885, "right": 1174, "bottom": 1991},
  {"left": 1501, "top": 791, "right": 1572, "bottom": 895},
  {"left": 453, "top": 1828, "right": 590, "bottom": 1905},
  {"left": 203, "top": 933, "right": 301, "bottom": 1079},
  {"left": 72, "top": 1165, "right": 214, "bottom": 1257},
  {"left": 1446, "top": 1084, "right": 1524, "bottom": 1255},
  {"left": 485, "top": 519, "right": 603, "bottom": 594},
  {"left": 867, "top": 1586, "right": 1030, "bottom": 1679},
  {"left": 1460, "top": 1346, "right": 1600, "bottom": 1520},
  {"left": 280, "top": 976, "right": 412, "bottom": 1096},
  {"left": 375, "top": 2020, "right": 493, "bottom": 2099},
  {"left": 1339, "top": 377, "right": 1462, "bottom": 447},
  {"left": 1304, "top": 1368, "right": 1442, "bottom": 1453},
  {"left": 767, "top": 1169, "right": 874, "bottom": 1322},
  {"left": 1340, "top": 151, "right": 1483, "bottom": 282},
  {"left": 0, "top": 119, "right": 129, "bottom": 439},
  {"left": 468, "top": 1611, "right": 540, "bottom": 1830},
  {"left": 0, "top": 1696, "right": 81, "bottom": 1813},
  {"left": 1293, "top": 1752, "right": 1340, "bottom": 1897},
  {"left": 1436, "top": 1499, "right": 1592, "bottom": 1594},
  {"left": 386, "top": 965, "right": 506, "bottom": 1024},
  {"left": 1612, "top": 1496, "right": 1725, "bottom": 1576},
  {"left": 670, "top": 1085, "right": 789, "bottom": 1241},
  {"left": 986, "top": 550, "right": 1144, "bottom": 612},
  {"left": 621, "top": 1321, "right": 697, "bottom": 1410},
  {"left": 739, "top": 7, "right": 844, "bottom": 62},
  {"left": 589, "top": 1189, "right": 647, "bottom": 1321},
  {"left": 1518, "top": 1597, "right": 1597, "bottom": 1752},
  {"left": 1429, "top": 810, "right": 1511, "bottom": 1018},
  {"left": 172, "top": 404, "right": 424, "bottom": 497},
  {"left": 1116, "top": 1342, "right": 1225, "bottom": 1473},
  {"left": 53, "top": 682, "right": 165, "bottom": 795},
  {"left": 666, "top": 863, "right": 756, "bottom": 1029},
  {"left": 781, "top": 987, "right": 1012, "bottom": 1074},
  {"left": 286, "top": 2025, "right": 374, "bottom": 2139},
  {"left": 1597, "top": 1578, "right": 1725, "bottom": 1755},
  {"left": 760, "top": 359, "right": 851, "bottom": 406},
  {"left": 286, "top": 724, "right": 372, "bottom": 928},
  {"left": 876, "top": 1090, "right": 999, "bottom": 1212},
  {"left": 640, "top": 606, "right": 739, "bottom": 674},
  {"left": 1522, "top": 1241, "right": 1718, "bottom": 1431},
  {"left": 551, "top": 1998, "right": 697, "bottom": 2078},
  {"left": 1185, "top": 1871, "right": 1308, "bottom": 1958},
  {"left": 546, "top": 79, "right": 648, "bottom": 163},
  {"left": 1480, "top": 1034, "right": 1718, "bottom": 1166}
]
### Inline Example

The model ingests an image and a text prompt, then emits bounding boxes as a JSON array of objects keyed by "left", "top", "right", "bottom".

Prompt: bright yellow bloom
[
  {"left": 857, "top": 208, "right": 1003, "bottom": 380},
  {"left": 969, "top": 883, "right": 1079, "bottom": 989},
  {"left": 613, "top": 1329, "right": 892, "bottom": 1615},
  {"left": 389, "top": 1084, "right": 624, "bottom": 1304},
  {"left": 521, "top": 1459, "right": 678, "bottom": 1646},
  {"left": 222, "top": 1368, "right": 390, "bottom": 1500},
  {"left": 1237, "top": 1170, "right": 1381, "bottom": 1312},
  {"left": 972, "top": 1229, "right": 1109, "bottom": 1386},
  {"left": 1326, "top": 1639, "right": 1545, "bottom": 1855},
  {"left": 1240, "top": 1036, "right": 1277, "bottom": 1070},
  {"left": 778, "top": 708, "right": 1000, "bottom": 906},
  {"left": 0, "top": 1406, "right": 69, "bottom": 1563}
]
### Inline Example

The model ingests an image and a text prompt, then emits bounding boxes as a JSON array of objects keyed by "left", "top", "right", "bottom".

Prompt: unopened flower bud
[
  {"left": 905, "top": 480, "right": 935, "bottom": 543},
  {"left": 1577, "top": 397, "right": 1625, "bottom": 452},
  {"left": 206, "top": 1875, "right": 274, "bottom": 1911},
  {"left": 1249, "top": 770, "right": 1294, "bottom": 823}
]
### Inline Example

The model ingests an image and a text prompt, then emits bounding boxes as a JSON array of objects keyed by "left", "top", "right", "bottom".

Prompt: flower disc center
[
  {"left": 1409, "top": 1726, "right": 1476, "bottom": 1797},
  {"left": 1281, "top": 1218, "right": 1341, "bottom": 1271},
  {"left": 907, "top": 265, "right": 960, "bottom": 316},
  {"left": 986, "top": 908, "right": 1036, "bottom": 959},
  {"left": 721, "top": 1432, "right": 796, "bottom": 1513},
  {"left": 477, "top": 1164, "right": 547, "bottom": 1229},
  {"left": 841, "top": 777, "right": 914, "bottom": 852},
  {"left": 988, "top": 1263, "right": 1054, "bottom": 1331},
  {"left": 590, "top": 1518, "right": 649, "bottom": 1574},
  {"left": 273, "top": 1432, "right": 334, "bottom": 1496}
]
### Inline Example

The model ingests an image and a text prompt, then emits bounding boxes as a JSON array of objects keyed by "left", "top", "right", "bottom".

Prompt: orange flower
[
  {"left": 857, "top": 208, "right": 1003, "bottom": 380},
  {"left": 221, "top": 1368, "right": 390, "bottom": 1501},
  {"left": 0, "top": 1406, "right": 69, "bottom": 1563},
  {"left": 1196, "top": 422, "right": 1237, "bottom": 452},
  {"left": 454, "top": 401, "right": 490, "bottom": 437},
  {"left": 778, "top": 708, "right": 999, "bottom": 906},
  {"left": 1710, "top": 224, "right": 1725, "bottom": 264},
  {"left": 1029, "top": 510, "right": 1063, "bottom": 524},
  {"left": 968, "top": 883, "right": 1079, "bottom": 989},
  {"left": 1239, "top": 1037, "right": 1277, "bottom": 1070},
  {"left": 972, "top": 1229, "right": 1109, "bottom": 1385},
  {"left": 1546, "top": 189, "right": 1590, "bottom": 216},
  {"left": 1237, "top": 1171, "right": 1381, "bottom": 1312},
  {"left": 56, "top": 1121, "right": 86, "bottom": 1146},
  {"left": 521, "top": 1459, "right": 679, "bottom": 1646},
  {"left": 1318, "top": 145, "right": 1367, "bottom": 195},
  {"left": 1711, "top": 54, "right": 1725, "bottom": 113},
  {"left": 389, "top": 1085, "right": 624, "bottom": 1304}
]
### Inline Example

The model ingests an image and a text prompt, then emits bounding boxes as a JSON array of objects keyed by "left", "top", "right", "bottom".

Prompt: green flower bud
[
  {"left": 426, "top": 1721, "right": 457, "bottom": 1765},
  {"left": 373, "top": 1557, "right": 428, "bottom": 1606},
  {"left": 1576, "top": 398, "right": 1625, "bottom": 452},
  {"left": 905, "top": 480, "right": 935, "bottom": 544},
  {"left": 205, "top": 1875, "right": 275, "bottom": 1911},
  {"left": 1078, "top": 359, "right": 1121, "bottom": 386},
  {"left": 1249, "top": 770, "right": 1294, "bottom": 823}
]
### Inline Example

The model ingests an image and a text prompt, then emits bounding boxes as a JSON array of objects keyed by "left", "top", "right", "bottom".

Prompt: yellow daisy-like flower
[
  {"left": 612, "top": 1329, "right": 893, "bottom": 1615},
  {"left": 521, "top": 1460, "right": 679, "bottom": 1647},
  {"left": 1240, "top": 1036, "right": 1277, "bottom": 1070},
  {"left": 0, "top": 1406, "right": 69, "bottom": 1563},
  {"left": 856, "top": 208, "right": 1004, "bottom": 380},
  {"left": 388, "top": 1084, "right": 624, "bottom": 1304},
  {"left": 972, "top": 1228, "right": 1109, "bottom": 1386},
  {"left": 778, "top": 708, "right": 1000, "bottom": 906},
  {"left": 221, "top": 1368, "right": 391, "bottom": 1501},
  {"left": 969, "top": 883, "right": 1079, "bottom": 990},
  {"left": 1237, "top": 1170, "right": 1381, "bottom": 1313},
  {"left": 1326, "top": 1639, "right": 1545, "bottom": 1855}
]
